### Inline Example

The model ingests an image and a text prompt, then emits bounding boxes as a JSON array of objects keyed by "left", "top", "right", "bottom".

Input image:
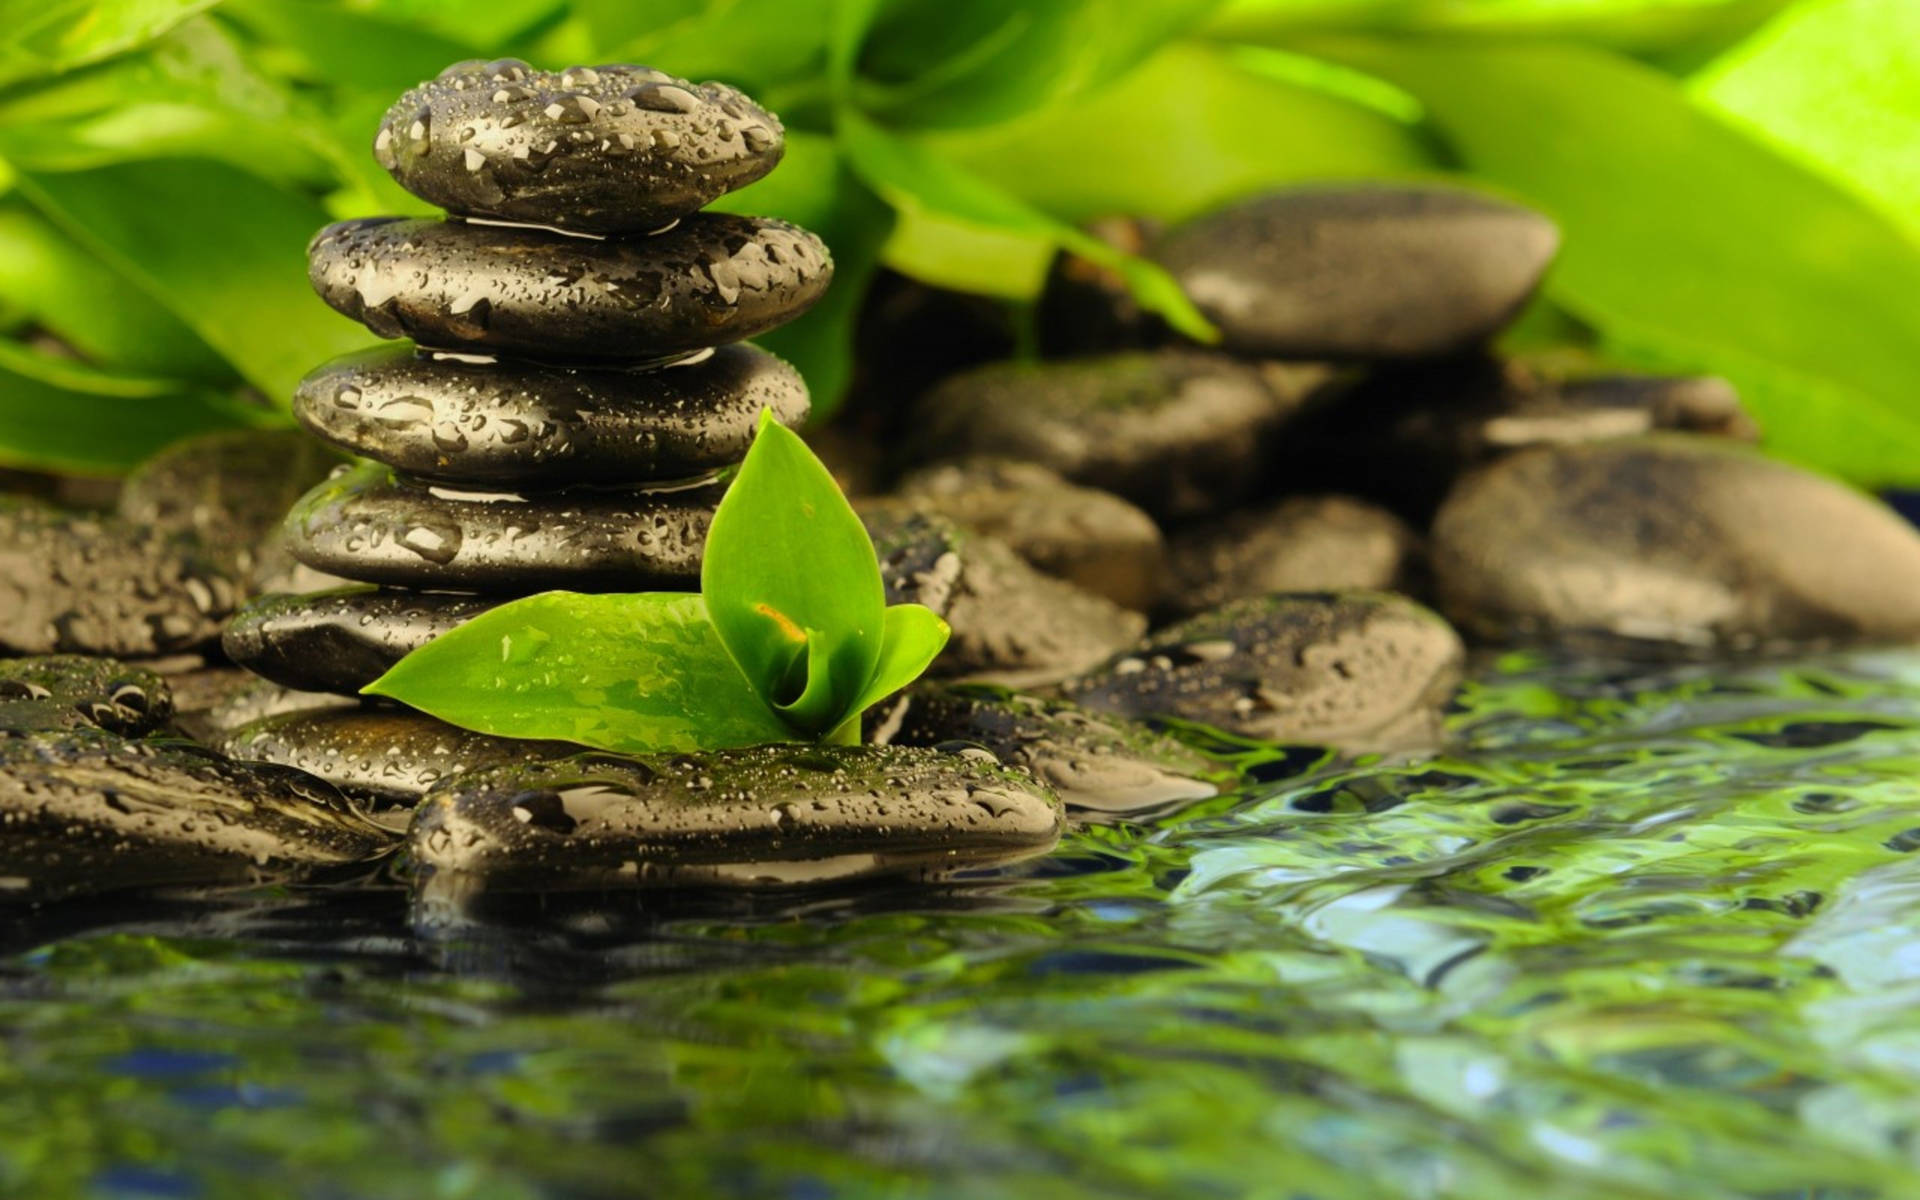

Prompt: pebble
[
  {"left": 223, "top": 586, "right": 502, "bottom": 696},
  {"left": 166, "top": 668, "right": 354, "bottom": 744},
  {"left": 1163, "top": 495, "right": 1419, "bottom": 617},
  {"left": 0, "top": 656, "right": 172, "bottom": 737}
]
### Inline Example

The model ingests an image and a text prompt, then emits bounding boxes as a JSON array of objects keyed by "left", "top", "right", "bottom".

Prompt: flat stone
[
  {"left": 166, "top": 668, "right": 353, "bottom": 744},
  {"left": 0, "top": 656, "right": 172, "bottom": 737},
  {"left": 1063, "top": 592, "right": 1465, "bottom": 751},
  {"left": 1151, "top": 185, "right": 1559, "bottom": 359},
  {"left": 377, "top": 60, "right": 783, "bottom": 234},
  {"left": 284, "top": 461, "right": 719, "bottom": 591},
  {"left": 224, "top": 586, "right": 503, "bottom": 696},
  {"left": 1431, "top": 435, "right": 1920, "bottom": 652},
  {"left": 0, "top": 498, "right": 239, "bottom": 657},
  {"left": 0, "top": 728, "right": 392, "bottom": 901},
  {"left": 218, "top": 707, "right": 575, "bottom": 804},
  {"left": 308, "top": 214, "right": 832, "bottom": 361},
  {"left": 913, "top": 351, "right": 1329, "bottom": 520},
  {"left": 894, "top": 459, "right": 1166, "bottom": 610},
  {"left": 409, "top": 744, "right": 1063, "bottom": 891},
  {"left": 1164, "top": 496, "right": 1420, "bottom": 618},
  {"left": 877, "top": 684, "right": 1221, "bottom": 815},
  {"left": 294, "top": 341, "right": 807, "bottom": 486}
]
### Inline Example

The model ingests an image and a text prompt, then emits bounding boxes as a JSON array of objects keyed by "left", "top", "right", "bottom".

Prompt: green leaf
[
  {"left": 849, "top": 604, "right": 951, "bottom": 721},
  {"left": 582, "top": 0, "right": 836, "bottom": 104},
  {"left": 0, "top": 364, "right": 258, "bottom": 475},
  {"left": 15, "top": 160, "right": 375, "bottom": 405},
  {"left": 1301, "top": 36, "right": 1920, "bottom": 486},
  {"left": 702, "top": 410, "right": 886, "bottom": 734},
  {"left": 363, "top": 592, "right": 795, "bottom": 754},
  {"left": 0, "top": 0, "right": 216, "bottom": 85},
  {"left": 216, "top": 0, "right": 477, "bottom": 96}
]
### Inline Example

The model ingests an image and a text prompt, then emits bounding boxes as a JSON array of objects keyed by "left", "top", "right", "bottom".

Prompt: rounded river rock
[
  {"left": 224, "top": 586, "right": 503, "bottom": 696},
  {"left": 0, "top": 656, "right": 172, "bottom": 737},
  {"left": 1164, "top": 495, "right": 1419, "bottom": 618}
]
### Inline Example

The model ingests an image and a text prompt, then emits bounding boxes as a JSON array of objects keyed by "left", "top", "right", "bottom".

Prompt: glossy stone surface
[
  {"left": 223, "top": 586, "right": 503, "bottom": 696},
  {"left": 878, "top": 684, "right": 1221, "bottom": 815},
  {"left": 1064, "top": 592, "right": 1465, "bottom": 751},
  {"left": 308, "top": 214, "right": 832, "bottom": 360},
  {"left": 914, "top": 352, "right": 1329, "bottom": 519},
  {"left": 166, "top": 668, "right": 354, "bottom": 745},
  {"left": 0, "top": 498, "right": 239, "bottom": 657},
  {"left": 409, "top": 744, "right": 1063, "bottom": 891},
  {"left": 1164, "top": 496, "right": 1420, "bottom": 618},
  {"left": 377, "top": 60, "right": 783, "bottom": 234},
  {"left": 1151, "top": 185, "right": 1560, "bottom": 359},
  {"left": 283, "top": 462, "right": 720, "bottom": 591},
  {"left": 1432, "top": 435, "right": 1920, "bottom": 652},
  {"left": 0, "top": 729, "right": 392, "bottom": 901},
  {"left": 294, "top": 341, "right": 807, "bottom": 485},
  {"left": 219, "top": 707, "right": 575, "bottom": 804},
  {"left": 0, "top": 656, "right": 172, "bottom": 737}
]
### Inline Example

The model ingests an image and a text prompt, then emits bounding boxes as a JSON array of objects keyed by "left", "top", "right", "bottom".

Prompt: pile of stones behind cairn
[{"left": 218, "top": 59, "right": 831, "bottom": 800}]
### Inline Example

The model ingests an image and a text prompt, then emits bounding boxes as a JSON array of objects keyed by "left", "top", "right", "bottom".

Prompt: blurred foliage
[{"left": 0, "top": 0, "right": 1915, "bottom": 482}]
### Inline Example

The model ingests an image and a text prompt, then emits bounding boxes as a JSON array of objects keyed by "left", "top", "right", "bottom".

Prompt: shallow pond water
[{"left": 13, "top": 649, "right": 1920, "bottom": 1198}]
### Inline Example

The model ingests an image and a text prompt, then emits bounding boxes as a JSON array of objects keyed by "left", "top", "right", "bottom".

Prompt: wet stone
[
  {"left": 0, "top": 498, "right": 239, "bottom": 657},
  {"left": 218, "top": 707, "right": 575, "bottom": 804},
  {"left": 1150, "top": 185, "right": 1560, "bottom": 360},
  {"left": 913, "top": 351, "right": 1330, "bottom": 520},
  {"left": 1431, "top": 435, "right": 1920, "bottom": 653},
  {"left": 877, "top": 684, "right": 1222, "bottom": 815},
  {"left": 0, "top": 729, "right": 392, "bottom": 902},
  {"left": 409, "top": 744, "right": 1064, "bottom": 892},
  {"left": 867, "top": 510, "right": 965, "bottom": 617},
  {"left": 223, "top": 586, "right": 503, "bottom": 697},
  {"left": 165, "top": 668, "right": 353, "bottom": 745},
  {"left": 0, "top": 656, "right": 172, "bottom": 737},
  {"left": 284, "top": 461, "right": 720, "bottom": 592},
  {"left": 297, "top": 341, "right": 807, "bottom": 486},
  {"left": 308, "top": 214, "right": 832, "bottom": 361},
  {"left": 1164, "top": 495, "right": 1420, "bottom": 618},
  {"left": 377, "top": 60, "right": 783, "bottom": 235},
  {"left": 1063, "top": 592, "right": 1466, "bottom": 751}
]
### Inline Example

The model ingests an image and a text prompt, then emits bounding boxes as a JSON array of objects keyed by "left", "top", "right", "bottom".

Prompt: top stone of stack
[{"left": 374, "top": 58, "right": 785, "bottom": 234}]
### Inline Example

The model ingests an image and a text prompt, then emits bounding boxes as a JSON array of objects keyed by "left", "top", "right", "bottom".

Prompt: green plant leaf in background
[
  {"left": 0, "top": 0, "right": 215, "bottom": 85},
  {"left": 0, "top": 365, "right": 263, "bottom": 475}
]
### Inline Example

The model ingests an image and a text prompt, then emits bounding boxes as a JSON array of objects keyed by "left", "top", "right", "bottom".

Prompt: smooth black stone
[
  {"left": 1063, "top": 592, "right": 1465, "bottom": 751},
  {"left": 1150, "top": 185, "right": 1560, "bottom": 359},
  {"left": 913, "top": 351, "right": 1331, "bottom": 520},
  {"left": 0, "top": 729, "right": 392, "bottom": 902},
  {"left": 409, "top": 744, "right": 1063, "bottom": 892},
  {"left": 0, "top": 656, "right": 172, "bottom": 737},
  {"left": 166, "top": 668, "right": 354, "bottom": 745},
  {"left": 308, "top": 214, "right": 832, "bottom": 360},
  {"left": 377, "top": 60, "right": 783, "bottom": 234},
  {"left": 1432, "top": 436, "right": 1920, "bottom": 653},
  {"left": 0, "top": 498, "right": 239, "bottom": 657},
  {"left": 224, "top": 586, "right": 503, "bottom": 696},
  {"left": 1163, "top": 496, "right": 1419, "bottom": 618},
  {"left": 877, "top": 685, "right": 1221, "bottom": 815},
  {"left": 218, "top": 707, "right": 576, "bottom": 804},
  {"left": 283, "top": 462, "right": 719, "bottom": 592},
  {"left": 294, "top": 341, "right": 807, "bottom": 486}
]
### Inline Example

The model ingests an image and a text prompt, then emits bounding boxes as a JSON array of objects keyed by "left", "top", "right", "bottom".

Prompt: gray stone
[
  {"left": 1164, "top": 495, "right": 1419, "bottom": 617},
  {"left": 867, "top": 511, "right": 965, "bottom": 618},
  {"left": 166, "top": 668, "right": 353, "bottom": 744},
  {"left": 1151, "top": 185, "right": 1559, "bottom": 359},
  {"left": 1431, "top": 435, "right": 1920, "bottom": 652},
  {"left": 284, "top": 461, "right": 719, "bottom": 592},
  {"left": 1063, "top": 592, "right": 1465, "bottom": 750},
  {"left": 377, "top": 60, "right": 783, "bottom": 235},
  {"left": 0, "top": 656, "right": 172, "bottom": 737},
  {"left": 295, "top": 341, "right": 808, "bottom": 485},
  {"left": 0, "top": 498, "right": 239, "bottom": 657},
  {"left": 913, "top": 351, "right": 1329, "bottom": 520},
  {"left": 409, "top": 744, "right": 1063, "bottom": 891},
  {"left": 218, "top": 706, "right": 575, "bottom": 804},
  {"left": 308, "top": 214, "right": 832, "bottom": 361},
  {"left": 223, "top": 585, "right": 502, "bottom": 696}
]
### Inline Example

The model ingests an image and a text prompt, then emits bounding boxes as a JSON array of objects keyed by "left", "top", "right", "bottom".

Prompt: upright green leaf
[
  {"left": 363, "top": 592, "right": 795, "bottom": 753},
  {"left": 833, "top": 603, "right": 951, "bottom": 740}
]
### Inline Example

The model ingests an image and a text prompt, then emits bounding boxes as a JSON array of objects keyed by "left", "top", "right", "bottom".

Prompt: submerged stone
[
  {"left": 218, "top": 707, "right": 574, "bottom": 804},
  {"left": 0, "top": 729, "right": 392, "bottom": 901},
  {"left": 0, "top": 656, "right": 172, "bottom": 737},
  {"left": 0, "top": 498, "right": 238, "bottom": 657},
  {"left": 1151, "top": 185, "right": 1559, "bottom": 359},
  {"left": 1064, "top": 592, "right": 1465, "bottom": 750},
  {"left": 1432, "top": 435, "right": 1920, "bottom": 652},
  {"left": 376, "top": 60, "right": 783, "bottom": 234},
  {"left": 409, "top": 744, "right": 1063, "bottom": 891},
  {"left": 223, "top": 586, "right": 502, "bottom": 696},
  {"left": 294, "top": 341, "right": 808, "bottom": 486},
  {"left": 914, "top": 352, "right": 1329, "bottom": 520},
  {"left": 283, "top": 461, "right": 719, "bottom": 591},
  {"left": 1164, "top": 495, "right": 1419, "bottom": 618},
  {"left": 878, "top": 684, "right": 1222, "bottom": 815},
  {"left": 308, "top": 214, "right": 832, "bottom": 361}
]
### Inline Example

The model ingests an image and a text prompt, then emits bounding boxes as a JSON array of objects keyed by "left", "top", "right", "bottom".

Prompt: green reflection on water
[{"left": 14, "top": 650, "right": 1920, "bottom": 1197}]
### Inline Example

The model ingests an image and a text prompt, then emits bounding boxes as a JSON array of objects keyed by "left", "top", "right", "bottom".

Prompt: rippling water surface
[{"left": 13, "top": 650, "right": 1920, "bottom": 1198}]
